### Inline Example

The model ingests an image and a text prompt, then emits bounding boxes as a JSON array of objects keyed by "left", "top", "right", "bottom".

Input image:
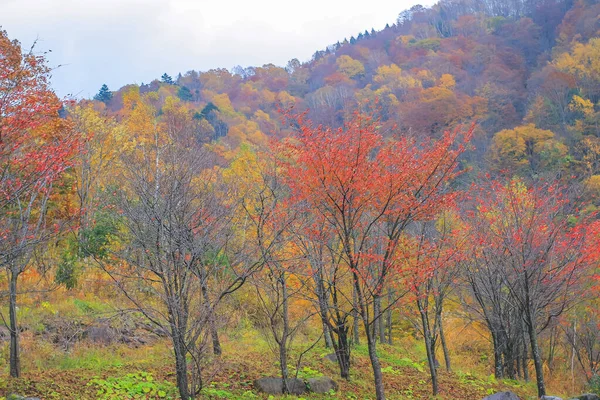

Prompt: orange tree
[
  {"left": 0, "top": 30, "right": 80, "bottom": 378},
  {"left": 276, "top": 109, "right": 472, "bottom": 400},
  {"left": 464, "top": 178, "right": 600, "bottom": 397}
]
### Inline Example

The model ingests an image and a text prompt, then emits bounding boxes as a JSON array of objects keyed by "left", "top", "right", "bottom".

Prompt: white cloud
[{"left": 0, "top": 0, "right": 433, "bottom": 98}]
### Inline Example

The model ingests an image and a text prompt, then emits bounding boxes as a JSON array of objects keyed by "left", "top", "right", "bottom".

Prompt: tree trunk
[
  {"left": 335, "top": 328, "right": 351, "bottom": 380},
  {"left": 353, "top": 287, "right": 360, "bottom": 345},
  {"left": 386, "top": 290, "right": 393, "bottom": 345},
  {"left": 354, "top": 277, "right": 385, "bottom": 400},
  {"left": 173, "top": 332, "right": 190, "bottom": 400},
  {"left": 378, "top": 295, "right": 386, "bottom": 344},
  {"left": 492, "top": 331, "right": 504, "bottom": 379},
  {"left": 437, "top": 308, "right": 451, "bottom": 372},
  {"left": 527, "top": 318, "right": 546, "bottom": 397},
  {"left": 201, "top": 284, "right": 221, "bottom": 356},
  {"left": 366, "top": 331, "right": 385, "bottom": 400},
  {"left": 9, "top": 269, "right": 20, "bottom": 378},
  {"left": 280, "top": 277, "right": 290, "bottom": 394},
  {"left": 419, "top": 302, "right": 438, "bottom": 395},
  {"left": 315, "top": 277, "right": 333, "bottom": 349},
  {"left": 522, "top": 326, "right": 529, "bottom": 382},
  {"left": 324, "top": 324, "right": 334, "bottom": 349},
  {"left": 373, "top": 295, "right": 381, "bottom": 342}
]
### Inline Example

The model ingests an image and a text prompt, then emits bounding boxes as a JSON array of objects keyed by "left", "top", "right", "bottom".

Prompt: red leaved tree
[
  {"left": 464, "top": 178, "right": 600, "bottom": 397},
  {"left": 0, "top": 30, "right": 79, "bottom": 378},
  {"left": 398, "top": 212, "right": 467, "bottom": 395},
  {"left": 277, "top": 110, "right": 472, "bottom": 400}
]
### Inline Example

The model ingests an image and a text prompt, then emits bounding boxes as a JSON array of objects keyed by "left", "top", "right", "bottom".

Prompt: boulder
[
  {"left": 541, "top": 396, "right": 563, "bottom": 400},
  {"left": 308, "top": 376, "right": 338, "bottom": 393},
  {"left": 253, "top": 377, "right": 307, "bottom": 395},
  {"left": 323, "top": 353, "right": 337, "bottom": 363},
  {"left": 7, "top": 395, "right": 41, "bottom": 400},
  {"left": 85, "top": 324, "right": 115, "bottom": 344},
  {"left": 573, "top": 395, "right": 600, "bottom": 400},
  {"left": 482, "top": 392, "right": 520, "bottom": 400}
]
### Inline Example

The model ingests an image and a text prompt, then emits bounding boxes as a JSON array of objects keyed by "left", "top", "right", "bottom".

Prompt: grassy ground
[
  {"left": 0, "top": 285, "right": 581, "bottom": 399},
  {"left": 0, "top": 326, "right": 539, "bottom": 399}
]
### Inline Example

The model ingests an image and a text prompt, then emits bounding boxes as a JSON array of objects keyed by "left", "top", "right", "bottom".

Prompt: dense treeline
[{"left": 2, "top": 1, "right": 600, "bottom": 399}]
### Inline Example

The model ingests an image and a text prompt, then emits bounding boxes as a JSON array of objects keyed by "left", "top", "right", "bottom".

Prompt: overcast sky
[{"left": 1, "top": 0, "right": 433, "bottom": 98}]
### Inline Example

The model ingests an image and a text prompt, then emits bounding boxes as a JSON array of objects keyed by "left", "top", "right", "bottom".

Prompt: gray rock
[
  {"left": 308, "top": 376, "right": 338, "bottom": 393},
  {"left": 574, "top": 395, "right": 600, "bottom": 400},
  {"left": 7, "top": 395, "right": 40, "bottom": 400},
  {"left": 323, "top": 353, "right": 337, "bottom": 363},
  {"left": 541, "top": 396, "right": 563, "bottom": 400},
  {"left": 85, "top": 324, "right": 115, "bottom": 344},
  {"left": 253, "top": 377, "right": 307, "bottom": 395},
  {"left": 482, "top": 392, "right": 520, "bottom": 400}
]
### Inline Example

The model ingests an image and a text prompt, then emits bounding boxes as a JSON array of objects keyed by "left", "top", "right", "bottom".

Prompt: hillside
[{"left": 99, "top": 0, "right": 599, "bottom": 182}]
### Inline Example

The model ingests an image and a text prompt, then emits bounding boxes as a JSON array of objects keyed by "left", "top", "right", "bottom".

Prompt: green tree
[
  {"left": 177, "top": 85, "right": 193, "bottom": 101},
  {"left": 161, "top": 73, "right": 174, "bottom": 84},
  {"left": 93, "top": 84, "right": 112, "bottom": 104}
]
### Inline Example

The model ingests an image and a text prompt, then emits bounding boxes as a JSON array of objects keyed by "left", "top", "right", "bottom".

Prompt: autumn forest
[{"left": 2, "top": 1, "right": 600, "bottom": 399}]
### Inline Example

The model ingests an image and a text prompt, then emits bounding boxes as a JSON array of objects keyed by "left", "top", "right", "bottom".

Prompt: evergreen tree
[
  {"left": 350, "top": 36, "right": 357, "bottom": 44},
  {"left": 177, "top": 86, "right": 193, "bottom": 102},
  {"left": 161, "top": 73, "right": 174, "bottom": 85},
  {"left": 93, "top": 84, "right": 112, "bottom": 104}
]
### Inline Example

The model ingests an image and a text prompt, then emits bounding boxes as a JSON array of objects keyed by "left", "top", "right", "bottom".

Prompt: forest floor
[
  {"left": 0, "top": 289, "right": 575, "bottom": 400},
  {"left": 0, "top": 328, "right": 540, "bottom": 399}
]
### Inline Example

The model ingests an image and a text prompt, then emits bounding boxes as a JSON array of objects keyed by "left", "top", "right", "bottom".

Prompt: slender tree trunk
[
  {"left": 527, "top": 316, "right": 546, "bottom": 397},
  {"left": 315, "top": 277, "right": 333, "bottom": 349},
  {"left": 373, "top": 295, "right": 381, "bottom": 342},
  {"left": 378, "top": 295, "right": 386, "bottom": 344},
  {"left": 366, "top": 331, "right": 385, "bottom": 400},
  {"left": 353, "top": 287, "right": 360, "bottom": 345},
  {"left": 437, "top": 308, "right": 451, "bottom": 372},
  {"left": 522, "top": 324, "right": 529, "bottom": 382},
  {"left": 201, "top": 284, "right": 221, "bottom": 356},
  {"left": 354, "top": 277, "right": 385, "bottom": 400},
  {"left": 386, "top": 290, "right": 393, "bottom": 345},
  {"left": 280, "top": 277, "right": 290, "bottom": 394},
  {"left": 492, "top": 331, "right": 504, "bottom": 379},
  {"left": 324, "top": 324, "right": 334, "bottom": 349},
  {"left": 419, "top": 301, "right": 438, "bottom": 395},
  {"left": 9, "top": 269, "right": 21, "bottom": 378}
]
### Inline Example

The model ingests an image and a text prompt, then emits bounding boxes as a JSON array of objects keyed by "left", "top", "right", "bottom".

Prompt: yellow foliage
[
  {"left": 489, "top": 124, "right": 567, "bottom": 173},
  {"left": 336, "top": 55, "right": 365, "bottom": 78},
  {"left": 585, "top": 175, "right": 600, "bottom": 194},
  {"left": 438, "top": 74, "right": 456, "bottom": 89},
  {"left": 555, "top": 38, "right": 600, "bottom": 84},
  {"left": 570, "top": 95, "right": 595, "bottom": 117}
]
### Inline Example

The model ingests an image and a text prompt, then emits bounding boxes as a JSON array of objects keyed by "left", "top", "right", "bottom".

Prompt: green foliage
[
  {"left": 177, "top": 86, "right": 193, "bottom": 102},
  {"left": 588, "top": 374, "right": 600, "bottom": 394},
  {"left": 161, "top": 73, "right": 174, "bottom": 85},
  {"left": 80, "top": 210, "right": 120, "bottom": 259},
  {"left": 88, "top": 372, "right": 177, "bottom": 399},
  {"left": 94, "top": 84, "right": 113, "bottom": 104},
  {"left": 409, "top": 38, "right": 441, "bottom": 51}
]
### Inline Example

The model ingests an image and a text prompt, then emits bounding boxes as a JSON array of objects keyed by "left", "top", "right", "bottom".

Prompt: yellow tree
[{"left": 489, "top": 124, "right": 568, "bottom": 175}]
